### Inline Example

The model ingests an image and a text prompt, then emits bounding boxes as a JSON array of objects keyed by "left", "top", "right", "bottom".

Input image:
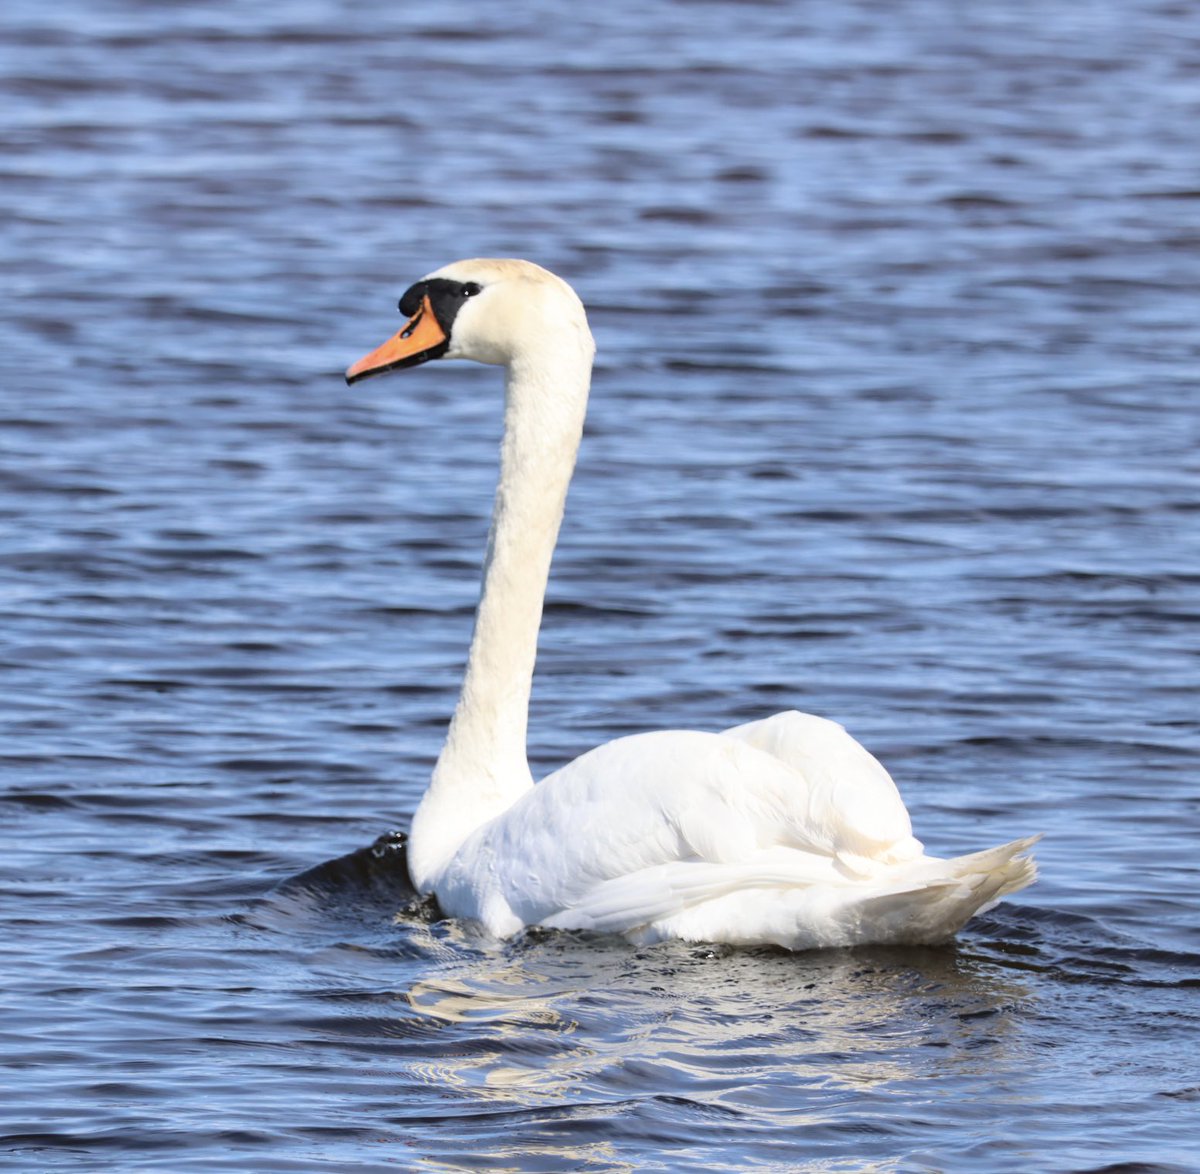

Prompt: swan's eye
[{"left": 461, "top": 282, "right": 483, "bottom": 297}]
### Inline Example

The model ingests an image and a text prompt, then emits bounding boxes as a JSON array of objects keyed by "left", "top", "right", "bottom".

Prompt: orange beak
[{"left": 345, "top": 295, "right": 449, "bottom": 384}]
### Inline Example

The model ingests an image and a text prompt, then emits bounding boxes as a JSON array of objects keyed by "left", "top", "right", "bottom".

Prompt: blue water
[{"left": 2, "top": 0, "right": 1199, "bottom": 1169}]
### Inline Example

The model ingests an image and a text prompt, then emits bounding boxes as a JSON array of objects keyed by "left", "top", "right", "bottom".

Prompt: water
[{"left": 2, "top": 0, "right": 1199, "bottom": 1168}]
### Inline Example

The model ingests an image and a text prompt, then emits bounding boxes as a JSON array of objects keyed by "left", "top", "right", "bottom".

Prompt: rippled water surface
[{"left": 3, "top": 1, "right": 1199, "bottom": 1169}]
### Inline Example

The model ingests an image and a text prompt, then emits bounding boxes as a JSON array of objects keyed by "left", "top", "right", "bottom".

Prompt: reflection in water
[
  {"left": 397, "top": 926, "right": 1034, "bottom": 1137},
  {"left": 416, "top": 1138, "right": 636, "bottom": 1174}
]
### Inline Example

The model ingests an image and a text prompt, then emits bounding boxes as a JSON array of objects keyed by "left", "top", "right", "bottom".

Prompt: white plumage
[{"left": 346, "top": 258, "right": 1037, "bottom": 949}]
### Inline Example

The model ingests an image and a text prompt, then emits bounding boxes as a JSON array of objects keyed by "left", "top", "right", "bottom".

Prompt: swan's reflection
[{"left": 396, "top": 923, "right": 1034, "bottom": 1129}]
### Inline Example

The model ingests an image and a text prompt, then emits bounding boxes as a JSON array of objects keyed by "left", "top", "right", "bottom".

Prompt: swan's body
[{"left": 346, "top": 258, "right": 1037, "bottom": 948}]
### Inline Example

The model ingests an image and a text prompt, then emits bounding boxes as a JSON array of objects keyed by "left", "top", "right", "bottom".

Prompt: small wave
[{"left": 968, "top": 907, "right": 1200, "bottom": 991}]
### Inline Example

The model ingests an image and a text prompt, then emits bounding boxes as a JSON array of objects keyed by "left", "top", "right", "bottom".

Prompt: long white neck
[{"left": 407, "top": 342, "right": 592, "bottom": 892}]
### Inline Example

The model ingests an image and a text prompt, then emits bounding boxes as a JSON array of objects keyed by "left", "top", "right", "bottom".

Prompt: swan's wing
[
  {"left": 542, "top": 835, "right": 1039, "bottom": 947},
  {"left": 436, "top": 730, "right": 799, "bottom": 930},
  {"left": 723, "top": 710, "right": 925, "bottom": 870},
  {"left": 539, "top": 852, "right": 839, "bottom": 935},
  {"left": 437, "top": 723, "right": 922, "bottom": 936},
  {"left": 436, "top": 720, "right": 1036, "bottom": 945}
]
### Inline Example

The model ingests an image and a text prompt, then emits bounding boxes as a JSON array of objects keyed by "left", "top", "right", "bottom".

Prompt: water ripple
[{"left": 3, "top": 0, "right": 1199, "bottom": 1169}]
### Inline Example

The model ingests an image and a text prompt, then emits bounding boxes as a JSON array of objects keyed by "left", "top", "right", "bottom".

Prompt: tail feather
[{"left": 855, "top": 835, "right": 1041, "bottom": 944}]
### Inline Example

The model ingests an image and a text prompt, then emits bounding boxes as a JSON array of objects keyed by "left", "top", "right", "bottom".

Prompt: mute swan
[{"left": 345, "top": 258, "right": 1037, "bottom": 949}]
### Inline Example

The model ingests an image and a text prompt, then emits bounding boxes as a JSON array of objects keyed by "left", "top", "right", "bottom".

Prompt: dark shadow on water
[
  {"left": 272, "top": 830, "right": 422, "bottom": 910},
  {"left": 236, "top": 830, "right": 433, "bottom": 936}
]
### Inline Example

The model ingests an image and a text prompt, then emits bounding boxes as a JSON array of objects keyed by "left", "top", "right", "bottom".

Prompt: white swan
[{"left": 345, "top": 258, "right": 1037, "bottom": 949}]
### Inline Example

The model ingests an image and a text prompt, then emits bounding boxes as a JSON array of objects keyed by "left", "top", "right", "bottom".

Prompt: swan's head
[{"left": 345, "top": 258, "right": 593, "bottom": 384}]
